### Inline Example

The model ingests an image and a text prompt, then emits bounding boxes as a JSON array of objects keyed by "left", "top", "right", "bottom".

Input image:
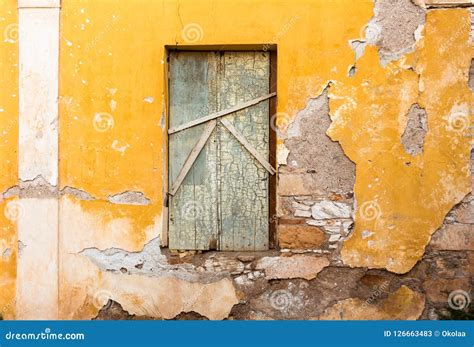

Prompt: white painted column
[{"left": 16, "top": 0, "right": 60, "bottom": 320}]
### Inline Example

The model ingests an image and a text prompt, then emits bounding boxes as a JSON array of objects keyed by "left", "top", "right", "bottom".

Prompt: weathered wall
[
  {"left": 0, "top": 0, "right": 472, "bottom": 320},
  {"left": 0, "top": 0, "right": 18, "bottom": 320}
]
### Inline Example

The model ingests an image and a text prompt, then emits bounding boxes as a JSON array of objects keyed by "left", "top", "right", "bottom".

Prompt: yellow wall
[
  {"left": 0, "top": 0, "right": 18, "bottom": 319},
  {"left": 338, "top": 10, "right": 473, "bottom": 272},
  {"left": 58, "top": 0, "right": 373, "bottom": 250},
  {"left": 59, "top": 0, "right": 472, "bottom": 271},
  {"left": 0, "top": 0, "right": 472, "bottom": 318}
]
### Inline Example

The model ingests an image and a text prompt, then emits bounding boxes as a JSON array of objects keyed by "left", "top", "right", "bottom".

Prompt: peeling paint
[
  {"left": 79, "top": 237, "right": 228, "bottom": 283},
  {"left": 282, "top": 87, "right": 356, "bottom": 197},
  {"left": 61, "top": 186, "right": 95, "bottom": 200},
  {"left": 369, "top": 0, "right": 426, "bottom": 65},
  {"left": 401, "top": 104, "right": 428, "bottom": 156},
  {"left": 334, "top": 10, "right": 473, "bottom": 273},
  {"left": 108, "top": 191, "right": 151, "bottom": 205},
  {"left": 17, "top": 175, "right": 58, "bottom": 199},
  {"left": 2, "top": 248, "right": 12, "bottom": 260}
]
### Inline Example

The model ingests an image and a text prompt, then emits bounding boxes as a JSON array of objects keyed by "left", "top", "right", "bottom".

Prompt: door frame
[{"left": 162, "top": 45, "right": 277, "bottom": 249}]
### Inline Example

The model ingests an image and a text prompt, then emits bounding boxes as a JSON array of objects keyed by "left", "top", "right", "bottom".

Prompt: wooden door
[{"left": 168, "top": 51, "right": 271, "bottom": 251}]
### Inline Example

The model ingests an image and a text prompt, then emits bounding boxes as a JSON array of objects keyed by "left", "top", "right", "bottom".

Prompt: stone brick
[
  {"left": 278, "top": 218, "right": 306, "bottom": 225},
  {"left": 311, "top": 200, "right": 352, "bottom": 219},
  {"left": 283, "top": 89, "right": 355, "bottom": 196},
  {"left": 469, "top": 253, "right": 474, "bottom": 278},
  {"left": 359, "top": 274, "right": 392, "bottom": 289},
  {"left": 204, "top": 256, "right": 245, "bottom": 275},
  {"left": 307, "top": 219, "right": 353, "bottom": 235},
  {"left": 278, "top": 173, "right": 313, "bottom": 196},
  {"left": 292, "top": 201, "right": 311, "bottom": 211},
  {"left": 423, "top": 278, "right": 470, "bottom": 304},
  {"left": 317, "top": 286, "right": 424, "bottom": 320},
  {"left": 430, "top": 223, "right": 473, "bottom": 251},
  {"left": 256, "top": 255, "right": 329, "bottom": 280},
  {"left": 278, "top": 224, "right": 327, "bottom": 249},
  {"left": 294, "top": 209, "right": 312, "bottom": 218},
  {"left": 452, "top": 198, "right": 474, "bottom": 224},
  {"left": 424, "top": 0, "right": 473, "bottom": 7}
]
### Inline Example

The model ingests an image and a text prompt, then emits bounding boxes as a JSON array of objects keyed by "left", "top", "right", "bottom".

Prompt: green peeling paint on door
[{"left": 168, "top": 51, "right": 270, "bottom": 251}]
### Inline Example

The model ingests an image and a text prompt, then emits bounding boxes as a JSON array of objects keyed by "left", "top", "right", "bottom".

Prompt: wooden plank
[
  {"left": 220, "top": 118, "right": 276, "bottom": 175},
  {"left": 170, "top": 119, "right": 216, "bottom": 196},
  {"left": 218, "top": 51, "right": 270, "bottom": 251},
  {"left": 168, "top": 92, "right": 276, "bottom": 135},
  {"left": 168, "top": 51, "right": 218, "bottom": 250}
]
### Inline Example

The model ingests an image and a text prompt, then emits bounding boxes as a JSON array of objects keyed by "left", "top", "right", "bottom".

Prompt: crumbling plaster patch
[
  {"left": 282, "top": 87, "right": 356, "bottom": 197},
  {"left": 108, "top": 191, "right": 151, "bottom": 205},
  {"left": 364, "top": 0, "right": 426, "bottom": 65},
  {"left": 79, "top": 237, "right": 228, "bottom": 284},
  {"left": 401, "top": 104, "right": 428, "bottom": 156},
  {"left": 1, "top": 177, "right": 152, "bottom": 206},
  {"left": 60, "top": 197, "right": 238, "bottom": 320},
  {"left": 73, "top": 238, "right": 239, "bottom": 320},
  {"left": 17, "top": 175, "right": 57, "bottom": 199},
  {"left": 61, "top": 254, "right": 238, "bottom": 320},
  {"left": 329, "top": 10, "right": 473, "bottom": 273},
  {"left": 61, "top": 186, "right": 95, "bottom": 200}
]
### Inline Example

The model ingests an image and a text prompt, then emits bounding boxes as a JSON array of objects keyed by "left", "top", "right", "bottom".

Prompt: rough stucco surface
[
  {"left": 0, "top": 199, "right": 16, "bottom": 320},
  {"left": 0, "top": 0, "right": 472, "bottom": 320}
]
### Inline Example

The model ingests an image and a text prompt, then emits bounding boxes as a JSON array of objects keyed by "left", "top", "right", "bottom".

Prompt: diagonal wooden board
[
  {"left": 169, "top": 119, "right": 217, "bottom": 196},
  {"left": 168, "top": 92, "right": 276, "bottom": 135},
  {"left": 220, "top": 118, "right": 276, "bottom": 175},
  {"left": 169, "top": 117, "right": 276, "bottom": 196},
  {"left": 169, "top": 92, "right": 277, "bottom": 196}
]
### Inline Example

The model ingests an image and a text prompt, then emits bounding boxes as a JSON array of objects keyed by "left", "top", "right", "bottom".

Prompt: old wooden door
[{"left": 168, "top": 51, "right": 271, "bottom": 251}]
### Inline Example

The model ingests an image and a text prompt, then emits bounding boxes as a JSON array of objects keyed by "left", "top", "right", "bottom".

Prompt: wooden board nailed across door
[{"left": 168, "top": 51, "right": 273, "bottom": 251}]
